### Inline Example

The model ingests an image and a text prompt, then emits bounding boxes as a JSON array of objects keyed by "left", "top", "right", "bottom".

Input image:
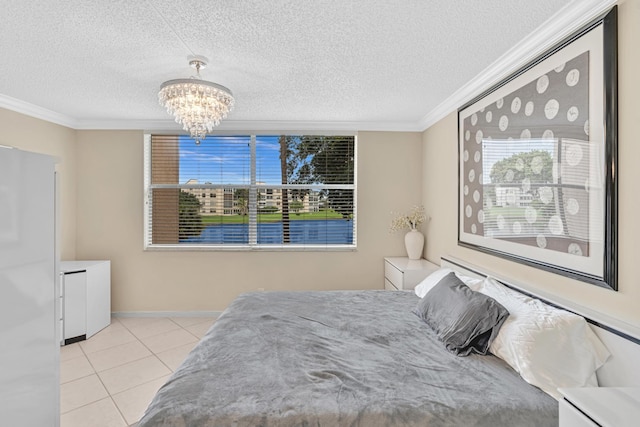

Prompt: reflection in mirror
[{"left": 476, "top": 138, "right": 593, "bottom": 256}]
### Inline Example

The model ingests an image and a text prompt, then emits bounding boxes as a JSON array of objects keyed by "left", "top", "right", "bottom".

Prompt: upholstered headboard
[{"left": 440, "top": 256, "right": 640, "bottom": 388}]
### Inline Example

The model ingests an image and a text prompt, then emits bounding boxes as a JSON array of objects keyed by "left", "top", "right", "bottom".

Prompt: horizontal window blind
[
  {"left": 480, "top": 138, "right": 591, "bottom": 251},
  {"left": 145, "top": 134, "right": 356, "bottom": 249}
]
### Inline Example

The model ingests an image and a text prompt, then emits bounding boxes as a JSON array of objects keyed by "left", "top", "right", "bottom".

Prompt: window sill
[{"left": 144, "top": 244, "right": 357, "bottom": 252}]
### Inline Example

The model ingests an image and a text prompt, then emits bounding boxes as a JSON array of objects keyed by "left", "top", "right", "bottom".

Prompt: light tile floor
[{"left": 60, "top": 316, "right": 216, "bottom": 427}]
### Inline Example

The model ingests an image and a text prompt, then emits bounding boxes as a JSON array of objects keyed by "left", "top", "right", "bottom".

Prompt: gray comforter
[{"left": 138, "top": 290, "right": 557, "bottom": 426}]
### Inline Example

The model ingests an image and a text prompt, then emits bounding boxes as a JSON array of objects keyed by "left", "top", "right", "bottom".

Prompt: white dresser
[
  {"left": 384, "top": 257, "right": 440, "bottom": 290},
  {"left": 60, "top": 260, "right": 111, "bottom": 345},
  {"left": 559, "top": 387, "right": 640, "bottom": 427}
]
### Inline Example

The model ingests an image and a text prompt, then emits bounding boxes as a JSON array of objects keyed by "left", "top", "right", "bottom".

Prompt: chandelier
[{"left": 159, "top": 56, "right": 235, "bottom": 144}]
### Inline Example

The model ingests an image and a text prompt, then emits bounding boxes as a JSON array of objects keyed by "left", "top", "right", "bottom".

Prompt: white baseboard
[{"left": 111, "top": 311, "right": 222, "bottom": 318}]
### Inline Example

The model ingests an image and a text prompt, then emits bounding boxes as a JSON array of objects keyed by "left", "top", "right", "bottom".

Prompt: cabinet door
[
  {"left": 63, "top": 272, "right": 87, "bottom": 340},
  {"left": 86, "top": 261, "right": 111, "bottom": 337}
]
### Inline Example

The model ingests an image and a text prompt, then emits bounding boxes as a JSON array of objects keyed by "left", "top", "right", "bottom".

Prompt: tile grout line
[
  {"left": 123, "top": 317, "right": 186, "bottom": 374},
  {"left": 59, "top": 352, "right": 94, "bottom": 385}
]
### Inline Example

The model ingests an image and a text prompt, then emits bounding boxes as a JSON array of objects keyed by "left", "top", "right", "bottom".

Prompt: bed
[{"left": 137, "top": 257, "right": 638, "bottom": 427}]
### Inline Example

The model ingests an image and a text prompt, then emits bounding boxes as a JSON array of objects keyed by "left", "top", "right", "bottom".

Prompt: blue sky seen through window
[{"left": 178, "top": 135, "right": 284, "bottom": 185}]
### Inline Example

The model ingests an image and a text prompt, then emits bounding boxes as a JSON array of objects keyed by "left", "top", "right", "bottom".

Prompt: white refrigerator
[{"left": 0, "top": 146, "right": 59, "bottom": 426}]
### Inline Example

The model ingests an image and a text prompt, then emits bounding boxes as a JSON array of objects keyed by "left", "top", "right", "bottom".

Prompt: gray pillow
[{"left": 414, "top": 272, "right": 509, "bottom": 356}]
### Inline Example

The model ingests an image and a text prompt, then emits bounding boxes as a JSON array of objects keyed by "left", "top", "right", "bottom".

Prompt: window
[{"left": 144, "top": 134, "right": 356, "bottom": 250}]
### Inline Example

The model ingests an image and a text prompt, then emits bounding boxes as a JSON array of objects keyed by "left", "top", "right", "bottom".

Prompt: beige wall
[
  {"left": 0, "top": 108, "right": 77, "bottom": 260},
  {"left": 422, "top": 0, "right": 640, "bottom": 329},
  {"left": 74, "top": 130, "right": 422, "bottom": 312}
]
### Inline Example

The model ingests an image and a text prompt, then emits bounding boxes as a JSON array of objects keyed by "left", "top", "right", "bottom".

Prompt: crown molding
[
  {"left": 417, "top": 0, "right": 617, "bottom": 131},
  {"left": 0, "top": 95, "right": 422, "bottom": 132},
  {"left": 0, "top": 94, "right": 79, "bottom": 129},
  {"left": 74, "top": 118, "right": 424, "bottom": 133}
]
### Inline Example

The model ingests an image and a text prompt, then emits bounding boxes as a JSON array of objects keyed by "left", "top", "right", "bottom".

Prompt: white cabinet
[
  {"left": 60, "top": 260, "right": 111, "bottom": 344},
  {"left": 0, "top": 147, "right": 59, "bottom": 426},
  {"left": 559, "top": 387, "right": 640, "bottom": 427},
  {"left": 384, "top": 257, "right": 440, "bottom": 290}
]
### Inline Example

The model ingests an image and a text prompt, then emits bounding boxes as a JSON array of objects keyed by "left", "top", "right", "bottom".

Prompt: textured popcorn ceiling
[{"left": 0, "top": 0, "right": 583, "bottom": 130}]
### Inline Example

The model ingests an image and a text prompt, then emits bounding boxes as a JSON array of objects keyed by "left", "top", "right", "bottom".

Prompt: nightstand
[
  {"left": 559, "top": 387, "right": 640, "bottom": 427},
  {"left": 384, "top": 257, "right": 440, "bottom": 290}
]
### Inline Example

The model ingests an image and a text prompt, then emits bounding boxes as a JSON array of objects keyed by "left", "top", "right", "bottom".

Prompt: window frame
[{"left": 143, "top": 133, "right": 358, "bottom": 251}]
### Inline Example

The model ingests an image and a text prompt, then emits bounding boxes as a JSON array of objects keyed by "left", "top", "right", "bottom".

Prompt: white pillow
[
  {"left": 414, "top": 268, "right": 483, "bottom": 298},
  {"left": 477, "top": 277, "right": 611, "bottom": 400}
]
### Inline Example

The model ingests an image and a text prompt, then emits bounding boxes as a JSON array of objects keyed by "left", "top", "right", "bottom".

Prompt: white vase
[{"left": 404, "top": 228, "right": 424, "bottom": 260}]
